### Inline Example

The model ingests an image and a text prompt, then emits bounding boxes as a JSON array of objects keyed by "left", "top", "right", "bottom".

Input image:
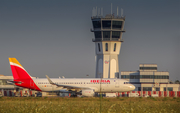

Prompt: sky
[{"left": 0, "top": 0, "right": 179, "bottom": 81}]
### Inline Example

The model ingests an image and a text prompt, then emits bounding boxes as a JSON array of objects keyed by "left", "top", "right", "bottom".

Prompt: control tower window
[
  {"left": 112, "top": 31, "right": 120, "bottom": 39},
  {"left": 92, "top": 21, "right": 101, "bottom": 29},
  {"left": 105, "top": 43, "right": 108, "bottom": 51},
  {"left": 112, "top": 21, "right": 122, "bottom": 29},
  {"left": 102, "top": 21, "right": 111, "bottom": 29},
  {"left": 94, "top": 31, "right": 102, "bottom": 38},
  {"left": 98, "top": 43, "right": 101, "bottom": 52},
  {"left": 103, "top": 31, "right": 110, "bottom": 38},
  {"left": 114, "top": 43, "right": 116, "bottom": 51}
]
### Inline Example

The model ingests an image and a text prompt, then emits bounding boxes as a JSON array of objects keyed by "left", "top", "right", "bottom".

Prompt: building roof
[{"left": 0, "top": 75, "right": 13, "bottom": 79}]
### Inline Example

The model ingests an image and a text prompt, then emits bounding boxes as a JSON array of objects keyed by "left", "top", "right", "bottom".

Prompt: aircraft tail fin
[{"left": 9, "top": 58, "right": 32, "bottom": 80}]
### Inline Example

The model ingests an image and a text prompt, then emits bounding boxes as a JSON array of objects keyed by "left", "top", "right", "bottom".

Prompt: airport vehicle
[
  {"left": 151, "top": 93, "right": 158, "bottom": 97},
  {"left": 129, "top": 93, "right": 139, "bottom": 97},
  {"left": 106, "top": 93, "right": 117, "bottom": 97},
  {"left": 9, "top": 58, "right": 135, "bottom": 97}
]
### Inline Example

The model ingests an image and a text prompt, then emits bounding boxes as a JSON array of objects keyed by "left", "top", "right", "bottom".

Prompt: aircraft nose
[{"left": 129, "top": 85, "right": 135, "bottom": 91}]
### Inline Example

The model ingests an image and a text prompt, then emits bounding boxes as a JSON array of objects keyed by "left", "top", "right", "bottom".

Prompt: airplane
[{"left": 9, "top": 58, "right": 135, "bottom": 97}]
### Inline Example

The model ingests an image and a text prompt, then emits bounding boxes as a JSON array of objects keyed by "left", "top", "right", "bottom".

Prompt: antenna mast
[
  {"left": 111, "top": 3, "right": 112, "bottom": 15},
  {"left": 117, "top": 7, "right": 118, "bottom": 16},
  {"left": 96, "top": 6, "right": 97, "bottom": 16},
  {"left": 101, "top": 8, "right": 103, "bottom": 16},
  {"left": 98, "top": 8, "right": 100, "bottom": 16},
  {"left": 121, "top": 8, "right": 123, "bottom": 17},
  {"left": 92, "top": 7, "right": 94, "bottom": 17}
]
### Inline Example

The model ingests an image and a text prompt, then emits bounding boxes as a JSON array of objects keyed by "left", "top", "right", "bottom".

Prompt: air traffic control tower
[{"left": 91, "top": 7, "right": 125, "bottom": 78}]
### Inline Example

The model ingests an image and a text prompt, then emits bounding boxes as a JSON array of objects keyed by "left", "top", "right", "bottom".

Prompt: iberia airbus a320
[{"left": 9, "top": 58, "right": 135, "bottom": 97}]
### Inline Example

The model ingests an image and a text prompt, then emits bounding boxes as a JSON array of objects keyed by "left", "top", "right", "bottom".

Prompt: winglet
[{"left": 45, "top": 75, "right": 56, "bottom": 85}]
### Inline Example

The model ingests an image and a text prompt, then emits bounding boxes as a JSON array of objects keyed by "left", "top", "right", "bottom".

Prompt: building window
[
  {"left": 143, "top": 87, "right": 152, "bottom": 91},
  {"left": 154, "top": 75, "right": 169, "bottom": 79},
  {"left": 112, "top": 31, "right": 120, "bottom": 39},
  {"left": 164, "top": 87, "right": 173, "bottom": 91},
  {"left": 130, "top": 75, "right": 140, "bottom": 79},
  {"left": 140, "top": 75, "right": 169, "bottom": 79},
  {"left": 121, "top": 75, "right": 130, "bottom": 79},
  {"left": 92, "top": 21, "right": 101, "bottom": 29},
  {"left": 167, "top": 87, "right": 173, "bottom": 91},
  {"left": 114, "top": 43, "right": 116, "bottom": 51},
  {"left": 105, "top": 43, "right": 108, "bottom": 51},
  {"left": 103, "top": 31, "right": 110, "bottom": 38},
  {"left": 140, "top": 67, "right": 157, "bottom": 70},
  {"left": 164, "top": 87, "right": 166, "bottom": 91},
  {"left": 94, "top": 31, "right": 102, "bottom": 39},
  {"left": 156, "top": 88, "right": 160, "bottom": 91},
  {"left": 98, "top": 43, "right": 101, "bottom": 52},
  {"left": 138, "top": 87, "right": 141, "bottom": 91},
  {"left": 102, "top": 21, "right": 111, "bottom": 29},
  {"left": 140, "top": 75, "right": 152, "bottom": 79},
  {"left": 121, "top": 75, "right": 125, "bottom": 78},
  {"left": 112, "top": 21, "right": 122, "bottom": 29}
]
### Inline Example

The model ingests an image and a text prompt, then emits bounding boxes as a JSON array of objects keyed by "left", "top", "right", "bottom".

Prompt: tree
[{"left": 175, "top": 80, "right": 180, "bottom": 84}]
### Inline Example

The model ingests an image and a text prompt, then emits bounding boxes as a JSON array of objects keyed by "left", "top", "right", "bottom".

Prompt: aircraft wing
[{"left": 45, "top": 75, "right": 90, "bottom": 90}]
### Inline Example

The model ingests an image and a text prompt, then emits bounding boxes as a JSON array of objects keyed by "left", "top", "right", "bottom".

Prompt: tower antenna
[
  {"left": 96, "top": 6, "right": 97, "bottom": 16},
  {"left": 117, "top": 7, "right": 118, "bottom": 16},
  {"left": 92, "top": 7, "right": 93, "bottom": 17},
  {"left": 111, "top": 3, "right": 112, "bottom": 15},
  {"left": 101, "top": 7, "right": 103, "bottom": 16},
  {"left": 94, "top": 7, "right": 96, "bottom": 16},
  {"left": 121, "top": 8, "right": 123, "bottom": 17},
  {"left": 98, "top": 8, "right": 100, "bottom": 16}
]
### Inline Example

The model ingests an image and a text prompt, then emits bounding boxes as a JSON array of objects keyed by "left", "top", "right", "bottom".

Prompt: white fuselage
[{"left": 33, "top": 78, "right": 135, "bottom": 92}]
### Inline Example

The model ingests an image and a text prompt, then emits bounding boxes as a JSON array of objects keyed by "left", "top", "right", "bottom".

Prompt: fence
[
  {"left": 117, "top": 91, "right": 180, "bottom": 97},
  {"left": 1, "top": 90, "right": 180, "bottom": 97}
]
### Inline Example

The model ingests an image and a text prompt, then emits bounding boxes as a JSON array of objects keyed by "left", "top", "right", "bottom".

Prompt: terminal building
[
  {"left": 0, "top": 75, "right": 16, "bottom": 96},
  {"left": 0, "top": 75, "right": 14, "bottom": 90},
  {"left": 121, "top": 64, "right": 180, "bottom": 92}
]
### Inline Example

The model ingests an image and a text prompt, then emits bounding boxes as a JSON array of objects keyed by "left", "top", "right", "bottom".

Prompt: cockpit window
[{"left": 124, "top": 82, "right": 129, "bottom": 84}]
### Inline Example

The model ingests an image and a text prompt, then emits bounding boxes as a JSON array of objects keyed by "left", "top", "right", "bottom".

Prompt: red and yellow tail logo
[
  {"left": 9, "top": 58, "right": 41, "bottom": 91},
  {"left": 9, "top": 58, "right": 31, "bottom": 80}
]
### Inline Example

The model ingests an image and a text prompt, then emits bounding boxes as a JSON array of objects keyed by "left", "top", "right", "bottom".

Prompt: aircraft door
[
  {"left": 115, "top": 80, "right": 119, "bottom": 88},
  {"left": 30, "top": 80, "right": 34, "bottom": 89}
]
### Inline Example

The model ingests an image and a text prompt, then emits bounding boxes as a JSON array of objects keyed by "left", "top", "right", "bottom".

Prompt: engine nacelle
[{"left": 81, "top": 89, "right": 95, "bottom": 97}]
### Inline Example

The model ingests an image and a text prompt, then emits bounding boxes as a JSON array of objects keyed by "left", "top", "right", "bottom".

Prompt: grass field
[{"left": 0, "top": 97, "right": 180, "bottom": 113}]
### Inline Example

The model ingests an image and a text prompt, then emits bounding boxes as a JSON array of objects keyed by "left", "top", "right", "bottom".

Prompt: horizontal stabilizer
[{"left": 7, "top": 80, "right": 22, "bottom": 84}]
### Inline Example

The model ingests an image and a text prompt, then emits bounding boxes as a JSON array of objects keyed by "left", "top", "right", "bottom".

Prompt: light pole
[{"left": 100, "top": 74, "right": 102, "bottom": 113}]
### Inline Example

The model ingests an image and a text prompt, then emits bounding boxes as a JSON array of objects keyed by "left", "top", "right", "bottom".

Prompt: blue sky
[{"left": 0, "top": 0, "right": 179, "bottom": 81}]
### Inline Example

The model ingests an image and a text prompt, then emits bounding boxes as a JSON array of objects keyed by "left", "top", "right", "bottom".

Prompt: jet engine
[{"left": 81, "top": 89, "right": 95, "bottom": 97}]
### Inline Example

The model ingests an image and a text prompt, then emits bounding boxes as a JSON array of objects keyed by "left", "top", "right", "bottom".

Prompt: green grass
[{"left": 0, "top": 97, "right": 180, "bottom": 113}]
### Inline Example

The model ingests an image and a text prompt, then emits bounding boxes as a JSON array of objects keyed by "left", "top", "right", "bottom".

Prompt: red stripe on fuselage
[{"left": 11, "top": 65, "right": 41, "bottom": 91}]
